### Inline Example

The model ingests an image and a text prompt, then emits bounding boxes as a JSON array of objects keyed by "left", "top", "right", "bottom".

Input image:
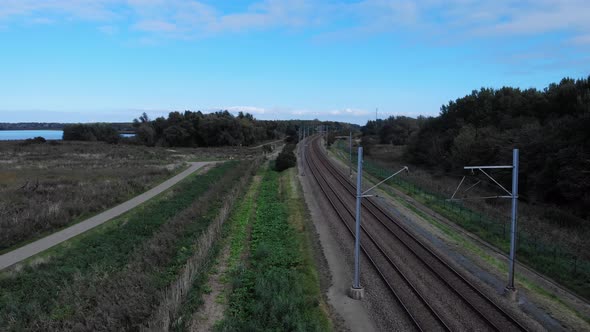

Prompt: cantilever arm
[{"left": 362, "top": 166, "right": 408, "bottom": 195}]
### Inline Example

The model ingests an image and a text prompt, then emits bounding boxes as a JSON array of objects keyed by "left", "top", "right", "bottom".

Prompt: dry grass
[
  {"left": 0, "top": 141, "right": 186, "bottom": 251},
  {"left": 0, "top": 140, "right": 268, "bottom": 252}
]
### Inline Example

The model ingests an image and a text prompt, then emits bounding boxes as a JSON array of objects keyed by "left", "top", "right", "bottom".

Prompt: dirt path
[
  {"left": 188, "top": 245, "right": 231, "bottom": 332},
  {"left": 248, "top": 139, "right": 284, "bottom": 149},
  {"left": 0, "top": 161, "right": 214, "bottom": 271},
  {"left": 187, "top": 174, "right": 262, "bottom": 331}
]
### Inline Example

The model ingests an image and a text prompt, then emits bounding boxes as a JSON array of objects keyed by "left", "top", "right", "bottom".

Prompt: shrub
[
  {"left": 21, "top": 136, "right": 46, "bottom": 145},
  {"left": 63, "top": 123, "right": 120, "bottom": 143},
  {"left": 274, "top": 144, "right": 296, "bottom": 172}
]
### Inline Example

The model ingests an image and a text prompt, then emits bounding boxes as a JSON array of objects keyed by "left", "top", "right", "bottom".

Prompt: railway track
[{"left": 303, "top": 136, "right": 528, "bottom": 331}]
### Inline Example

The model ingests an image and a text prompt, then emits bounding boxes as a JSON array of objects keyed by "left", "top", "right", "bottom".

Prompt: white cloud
[
  {"left": 329, "top": 108, "right": 371, "bottom": 116},
  {"left": 224, "top": 106, "right": 267, "bottom": 114},
  {"left": 571, "top": 34, "right": 590, "bottom": 45},
  {"left": 1, "top": 1, "right": 589, "bottom": 49},
  {"left": 98, "top": 24, "right": 118, "bottom": 35},
  {"left": 134, "top": 20, "right": 177, "bottom": 32}
]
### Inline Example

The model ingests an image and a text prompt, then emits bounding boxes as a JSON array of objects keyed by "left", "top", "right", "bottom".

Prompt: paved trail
[
  {"left": 248, "top": 139, "right": 284, "bottom": 149},
  {"left": 0, "top": 162, "right": 212, "bottom": 271}
]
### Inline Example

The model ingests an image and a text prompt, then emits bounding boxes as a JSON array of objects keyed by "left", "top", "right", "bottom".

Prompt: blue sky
[{"left": 0, "top": 1, "right": 589, "bottom": 125}]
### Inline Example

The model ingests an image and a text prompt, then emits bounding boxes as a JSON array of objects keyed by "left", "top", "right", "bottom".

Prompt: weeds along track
[{"left": 304, "top": 136, "right": 528, "bottom": 332}]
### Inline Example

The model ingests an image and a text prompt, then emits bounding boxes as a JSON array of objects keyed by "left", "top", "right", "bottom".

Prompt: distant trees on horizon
[{"left": 132, "top": 110, "right": 281, "bottom": 147}]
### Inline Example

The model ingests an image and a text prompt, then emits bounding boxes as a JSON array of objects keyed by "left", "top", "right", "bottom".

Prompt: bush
[
  {"left": 21, "top": 136, "right": 46, "bottom": 145},
  {"left": 63, "top": 123, "right": 120, "bottom": 143},
  {"left": 274, "top": 144, "right": 296, "bottom": 172}
]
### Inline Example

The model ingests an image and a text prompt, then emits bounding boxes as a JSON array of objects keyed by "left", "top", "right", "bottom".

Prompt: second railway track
[{"left": 303, "top": 135, "right": 528, "bottom": 332}]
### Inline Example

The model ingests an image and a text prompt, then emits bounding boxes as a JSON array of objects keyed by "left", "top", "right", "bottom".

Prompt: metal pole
[
  {"left": 349, "top": 131, "right": 352, "bottom": 176},
  {"left": 507, "top": 149, "right": 519, "bottom": 289},
  {"left": 301, "top": 127, "right": 306, "bottom": 176},
  {"left": 353, "top": 147, "right": 363, "bottom": 289}
]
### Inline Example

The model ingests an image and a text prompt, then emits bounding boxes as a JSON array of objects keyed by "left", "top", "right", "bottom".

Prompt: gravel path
[{"left": 0, "top": 161, "right": 213, "bottom": 271}]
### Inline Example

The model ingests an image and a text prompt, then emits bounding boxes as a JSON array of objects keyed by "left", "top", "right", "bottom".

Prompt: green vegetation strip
[
  {"left": 0, "top": 161, "right": 239, "bottom": 331},
  {"left": 217, "top": 166, "right": 331, "bottom": 331},
  {"left": 172, "top": 172, "right": 262, "bottom": 331}
]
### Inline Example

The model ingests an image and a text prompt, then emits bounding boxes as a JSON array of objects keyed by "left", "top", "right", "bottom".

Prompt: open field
[
  {"left": 0, "top": 160, "right": 258, "bottom": 330},
  {"left": 0, "top": 140, "right": 270, "bottom": 252}
]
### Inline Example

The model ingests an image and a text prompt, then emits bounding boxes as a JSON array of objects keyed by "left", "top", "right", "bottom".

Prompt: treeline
[
  {"left": 0, "top": 123, "right": 64, "bottom": 130},
  {"left": 133, "top": 111, "right": 357, "bottom": 147},
  {"left": 61, "top": 111, "right": 354, "bottom": 148},
  {"left": 0, "top": 122, "right": 134, "bottom": 132},
  {"left": 63, "top": 123, "right": 122, "bottom": 143},
  {"left": 363, "top": 75, "right": 590, "bottom": 218},
  {"left": 133, "top": 110, "right": 282, "bottom": 147}
]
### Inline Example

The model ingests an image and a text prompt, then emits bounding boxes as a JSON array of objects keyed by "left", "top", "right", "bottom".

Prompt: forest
[
  {"left": 362, "top": 75, "right": 590, "bottom": 219},
  {"left": 132, "top": 110, "right": 282, "bottom": 147},
  {"left": 64, "top": 110, "right": 353, "bottom": 148}
]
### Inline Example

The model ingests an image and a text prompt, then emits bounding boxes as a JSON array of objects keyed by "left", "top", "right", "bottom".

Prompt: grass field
[
  {"left": 0, "top": 160, "right": 253, "bottom": 331},
  {"left": 0, "top": 140, "right": 267, "bottom": 252},
  {"left": 216, "top": 165, "right": 331, "bottom": 331},
  {"left": 0, "top": 141, "right": 185, "bottom": 251}
]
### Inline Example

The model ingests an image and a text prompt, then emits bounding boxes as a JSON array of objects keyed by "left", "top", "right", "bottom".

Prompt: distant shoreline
[{"left": 0, "top": 122, "right": 134, "bottom": 132}]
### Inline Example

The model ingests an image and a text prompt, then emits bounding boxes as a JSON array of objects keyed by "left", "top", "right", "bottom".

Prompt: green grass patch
[
  {"left": 171, "top": 171, "right": 262, "bottom": 332},
  {"left": 0, "top": 162, "right": 238, "bottom": 331},
  {"left": 216, "top": 167, "right": 331, "bottom": 331}
]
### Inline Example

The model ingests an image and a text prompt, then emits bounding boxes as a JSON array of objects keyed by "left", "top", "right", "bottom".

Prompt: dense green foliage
[
  {"left": 133, "top": 112, "right": 357, "bottom": 147},
  {"left": 362, "top": 115, "right": 423, "bottom": 146},
  {"left": 364, "top": 75, "right": 590, "bottom": 219},
  {"left": 133, "top": 111, "right": 280, "bottom": 147},
  {"left": 274, "top": 143, "right": 297, "bottom": 172},
  {"left": 63, "top": 123, "right": 121, "bottom": 143},
  {"left": 217, "top": 169, "right": 330, "bottom": 331},
  {"left": 0, "top": 162, "right": 241, "bottom": 331}
]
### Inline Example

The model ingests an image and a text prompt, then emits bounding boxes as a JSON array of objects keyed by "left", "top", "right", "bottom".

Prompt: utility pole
[
  {"left": 349, "top": 147, "right": 409, "bottom": 300},
  {"left": 508, "top": 149, "right": 519, "bottom": 292},
  {"left": 300, "top": 127, "right": 306, "bottom": 176},
  {"left": 458, "top": 149, "right": 520, "bottom": 298},
  {"left": 349, "top": 131, "right": 353, "bottom": 177},
  {"left": 350, "top": 147, "right": 364, "bottom": 300}
]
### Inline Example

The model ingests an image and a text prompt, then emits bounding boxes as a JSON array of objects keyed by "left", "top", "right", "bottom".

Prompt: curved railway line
[{"left": 303, "top": 135, "right": 528, "bottom": 331}]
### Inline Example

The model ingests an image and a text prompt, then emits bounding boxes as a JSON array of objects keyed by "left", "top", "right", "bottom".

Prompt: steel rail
[
  {"left": 305, "top": 140, "right": 451, "bottom": 331},
  {"left": 313, "top": 137, "right": 528, "bottom": 332}
]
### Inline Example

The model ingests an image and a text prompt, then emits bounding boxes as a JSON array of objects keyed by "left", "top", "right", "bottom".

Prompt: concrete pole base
[
  {"left": 349, "top": 287, "right": 365, "bottom": 300},
  {"left": 504, "top": 287, "right": 519, "bottom": 302}
]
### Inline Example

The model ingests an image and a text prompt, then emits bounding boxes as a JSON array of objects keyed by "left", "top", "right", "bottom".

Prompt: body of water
[
  {"left": 0, "top": 130, "right": 63, "bottom": 140},
  {"left": 0, "top": 130, "right": 136, "bottom": 141}
]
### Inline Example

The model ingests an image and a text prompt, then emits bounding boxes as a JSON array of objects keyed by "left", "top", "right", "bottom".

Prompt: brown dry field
[{"left": 0, "top": 140, "right": 266, "bottom": 252}]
